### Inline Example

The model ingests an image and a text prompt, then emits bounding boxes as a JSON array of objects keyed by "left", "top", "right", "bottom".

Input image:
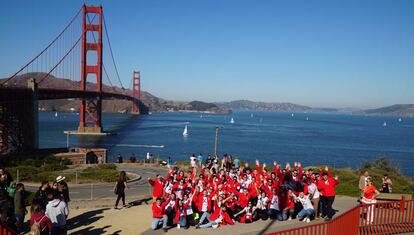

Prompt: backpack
[{"left": 30, "top": 215, "right": 46, "bottom": 235}]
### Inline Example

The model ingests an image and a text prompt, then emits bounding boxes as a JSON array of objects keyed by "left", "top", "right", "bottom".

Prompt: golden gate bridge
[{"left": 0, "top": 5, "right": 141, "bottom": 155}]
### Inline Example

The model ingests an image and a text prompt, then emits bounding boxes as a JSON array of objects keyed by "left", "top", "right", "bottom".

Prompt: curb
[{"left": 20, "top": 172, "right": 141, "bottom": 188}]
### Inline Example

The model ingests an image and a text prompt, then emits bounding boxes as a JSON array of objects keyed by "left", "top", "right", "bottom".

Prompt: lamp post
[{"left": 214, "top": 126, "right": 223, "bottom": 156}]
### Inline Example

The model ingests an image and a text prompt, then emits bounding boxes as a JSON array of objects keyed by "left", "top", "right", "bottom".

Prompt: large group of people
[
  {"left": 148, "top": 154, "right": 341, "bottom": 232},
  {"left": 0, "top": 167, "right": 70, "bottom": 235}
]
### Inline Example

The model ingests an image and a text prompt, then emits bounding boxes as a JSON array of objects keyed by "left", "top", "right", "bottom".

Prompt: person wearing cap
[{"left": 56, "top": 176, "right": 70, "bottom": 204}]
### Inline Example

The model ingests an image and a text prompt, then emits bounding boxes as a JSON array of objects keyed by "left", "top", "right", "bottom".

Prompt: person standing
[
  {"left": 117, "top": 154, "right": 123, "bottom": 163},
  {"left": 307, "top": 179, "right": 320, "bottom": 218},
  {"left": 148, "top": 175, "right": 165, "bottom": 201},
  {"left": 197, "top": 153, "right": 203, "bottom": 167},
  {"left": 361, "top": 177, "right": 380, "bottom": 224},
  {"left": 14, "top": 183, "right": 26, "bottom": 233},
  {"left": 318, "top": 166, "right": 339, "bottom": 221},
  {"left": 30, "top": 200, "right": 52, "bottom": 235},
  {"left": 114, "top": 171, "right": 129, "bottom": 209},
  {"left": 381, "top": 174, "right": 392, "bottom": 193},
  {"left": 359, "top": 171, "right": 369, "bottom": 198},
  {"left": 190, "top": 154, "right": 197, "bottom": 168},
  {"left": 56, "top": 176, "right": 70, "bottom": 204},
  {"left": 45, "top": 190, "right": 69, "bottom": 235}
]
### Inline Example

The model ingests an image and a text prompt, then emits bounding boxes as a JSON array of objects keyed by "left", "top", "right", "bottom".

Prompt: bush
[{"left": 96, "top": 163, "right": 117, "bottom": 170}]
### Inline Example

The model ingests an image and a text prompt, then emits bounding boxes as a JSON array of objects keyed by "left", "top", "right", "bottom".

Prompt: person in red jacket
[
  {"left": 148, "top": 175, "right": 165, "bottom": 200},
  {"left": 151, "top": 198, "right": 168, "bottom": 232},
  {"left": 196, "top": 205, "right": 234, "bottom": 229},
  {"left": 318, "top": 166, "right": 340, "bottom": 221}
]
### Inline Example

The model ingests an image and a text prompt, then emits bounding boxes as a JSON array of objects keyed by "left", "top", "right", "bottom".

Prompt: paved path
[
  {"left": 65, "top": 196, "right": 359, "bottom": 235},
  {"left": 24, "top": 165, "right": 167, "bottom": 200}
]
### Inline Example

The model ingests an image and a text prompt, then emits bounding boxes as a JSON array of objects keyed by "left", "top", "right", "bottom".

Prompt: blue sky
[{"left": 1, "top": 0, "right": 413, "bottom": 108}]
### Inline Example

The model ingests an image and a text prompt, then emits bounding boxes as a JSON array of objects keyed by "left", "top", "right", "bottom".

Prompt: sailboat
[
  {"left": 383, "top": 122, "right": 387, "bottom": 127},
  {"left": 55, "top": 112, "right": 58, "bottom": 117},
  {"left": 291, "top": 113, "right": 294, "bottom": 117},
  {"left": 398, "top": 118, "right": 402, "bottom": 122},
  {"left": 230, "top": 117, "right": 235, "bottom": 124},
  {"left": 183, "top": 125, "right": 188, "bottom": 136},
  {"left": 251, "top": 113, "right": 254, "bottom": 118},
  {"left": 306, "top": 117, "right": 309, "bottom": 121}
]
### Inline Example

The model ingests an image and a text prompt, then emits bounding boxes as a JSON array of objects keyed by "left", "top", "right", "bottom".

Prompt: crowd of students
[
  {"left": 148, "top": 154, "right": 340, "bottom": 232},
  {"left": 0, "top": 167, "right": 70, "bottom": 235}
]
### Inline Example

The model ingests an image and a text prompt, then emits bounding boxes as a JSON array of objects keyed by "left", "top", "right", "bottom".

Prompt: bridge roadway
[
  {"left": 24, "top": 165, "right": 167, "bottom": 200},
  {"left": 0, "top": 86, "right": 137, "bottom": 102}
]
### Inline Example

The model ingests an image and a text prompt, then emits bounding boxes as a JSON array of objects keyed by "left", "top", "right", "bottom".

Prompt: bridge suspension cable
[
  {"left": 103, "top": 13, "right": 124, "bottom": 89},
  {"left": 1, "top": 6, "right": 82, "bottom": 86}
]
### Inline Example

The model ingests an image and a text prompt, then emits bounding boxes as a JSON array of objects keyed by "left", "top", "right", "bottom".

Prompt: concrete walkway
[{"left": 65, "top": 196, "right": 358, "bottom": 235}]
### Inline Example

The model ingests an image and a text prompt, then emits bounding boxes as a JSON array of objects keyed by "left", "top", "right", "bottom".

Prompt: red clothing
[
  {"left": 30, "top": 212, "right": 52, "bottom": 234},
  {"left": 148, "top": 178, "right": 164, "bottom": 198},
  {"left": 195, "top": 193, "right": 213, "bottom": 212},
  {"left": 209, "top": 210, "right": 234, "bottom": 225},
  {"left": 152, "top": 202, "right": 165, "bottom": 218},
  {"left": 318, "top": 177, "right": 339, "bottom": 197},
  {"left": 363, "top": 185, "right": 377, "bottom": 199}
]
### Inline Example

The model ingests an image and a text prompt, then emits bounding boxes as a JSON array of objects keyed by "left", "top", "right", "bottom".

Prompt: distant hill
[
  {"left": 0, "top": 73, "right": 231, "bottom": 114},
  {"left": 216, "top": 100, "right": 312, "bottom": 112},
  {"left": 359, "top": 104, "right": 414, "bottom": 116}
]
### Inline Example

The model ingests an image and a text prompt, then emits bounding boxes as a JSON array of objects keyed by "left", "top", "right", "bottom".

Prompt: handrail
[{"left": 264, "top": 199, "right": 414, "bottom": 235}]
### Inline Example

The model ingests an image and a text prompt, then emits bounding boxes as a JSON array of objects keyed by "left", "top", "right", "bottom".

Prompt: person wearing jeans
[
  {"left": 294, "top": 192, "right": 315, "bottom": 223},
  {"left": 196, "top": 205, "right": 234, "bottom": 229},
  {"left": 151, "top": 198, "right": 168, "bottom": 231}
]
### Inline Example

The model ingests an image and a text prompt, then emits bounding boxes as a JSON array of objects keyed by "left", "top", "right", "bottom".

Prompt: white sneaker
[
  {"left": 288, "top": 217, "right": 292, "bottom": 221},
  {"left": 177, "top": 224, "right": 180, "bottom": 229},
  {"left": 306, "top": 218, "right": 311, "bottom": 223}
]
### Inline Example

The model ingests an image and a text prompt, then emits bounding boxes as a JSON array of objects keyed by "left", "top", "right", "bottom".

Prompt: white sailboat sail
[
  {"left": 230, "top": 117, "right": 235, "bottom": 124},
  {"left": 183, "top": 125, "right": 188, "bottom": 136},
  {"left": 55, "top": 112, "right": 58, "bottom": 117}
]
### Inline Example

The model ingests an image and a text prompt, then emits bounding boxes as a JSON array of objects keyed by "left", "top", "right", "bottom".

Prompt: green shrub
[{"left": 96, "top": 163, "right": 117, "bottom": 170}]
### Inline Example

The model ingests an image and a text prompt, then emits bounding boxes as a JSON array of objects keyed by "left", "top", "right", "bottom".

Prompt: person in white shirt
[
  {"left": 307, "top": 179, "right": 321, "bottom": 218},
  {"left": 255, "top": 191, "right": 269, "bottom": 220},
  {"left": 267, "top": 188, "right": 283, "bottom": 221},
  {"left": 294, "top": 192, "right": 314, "bottom": 223},
  {"left": 190, "top": 154, "right": 197, "bottom": 168},
  {"left": 45, "top": 191, "right": 69, "bottom": 235}
]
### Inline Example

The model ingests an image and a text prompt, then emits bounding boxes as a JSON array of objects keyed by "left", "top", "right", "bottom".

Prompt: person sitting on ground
[
  {"left": 45, "top": 190, "right": 69, "bottom": 235},
  {"left": 234, "top": 201, "right": 256, "bottom": 223},
  {"left": 294, "top": 192, "right": 315, "bottom": 223},
  {"left": 196, "top": 205, "right": 234, "bottom": 229},
  {"left": 30, "top": 200, "right": 52, "bottom": 235},
  {"left": 151, "top": 197, "right": 168, "bottom": 232}
]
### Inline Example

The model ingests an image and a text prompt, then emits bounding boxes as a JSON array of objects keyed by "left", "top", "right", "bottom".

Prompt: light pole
[{"left": 214, "top": 126, "right": 223, "bottom": 156}]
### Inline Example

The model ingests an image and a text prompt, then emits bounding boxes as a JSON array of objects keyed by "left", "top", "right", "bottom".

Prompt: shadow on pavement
[
  {"left": 67, "top": 208, "right": 110, "bottom": 231},
  {"left": 128, "top": 197, "right": 152, "bottom": 208}
]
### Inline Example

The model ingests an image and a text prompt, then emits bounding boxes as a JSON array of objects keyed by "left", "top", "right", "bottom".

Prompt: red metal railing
[
  {"left": 0, "top": 222, "right": 16, "bottom": 235},
  {"left": 359, "top": 199, "right": 414, "bottom": 235},
  {"left": 265, "top": 199, "right": 414, "bottom": 235}
]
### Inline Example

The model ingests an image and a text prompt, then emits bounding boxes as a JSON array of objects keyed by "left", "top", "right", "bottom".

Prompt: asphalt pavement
[{"left": 25, "top": 164, "right": 168, "bottom": 201}]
